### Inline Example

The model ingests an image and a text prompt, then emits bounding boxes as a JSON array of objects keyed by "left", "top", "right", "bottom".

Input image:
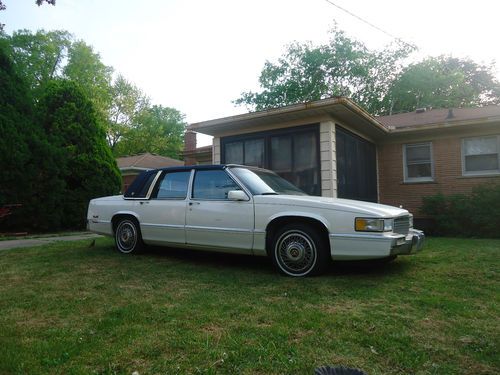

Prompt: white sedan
[{"left": 87, "top": 165, "right": 424, "bottom": 277}]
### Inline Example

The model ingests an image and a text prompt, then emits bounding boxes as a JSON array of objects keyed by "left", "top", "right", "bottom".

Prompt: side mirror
[{"left": 227, "top": 190, "right": 249, "bottom": 201}]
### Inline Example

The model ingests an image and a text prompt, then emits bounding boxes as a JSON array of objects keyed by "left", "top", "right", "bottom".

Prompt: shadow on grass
[{"left": 135, "top": 244, "right": 414, "bottom": 278}]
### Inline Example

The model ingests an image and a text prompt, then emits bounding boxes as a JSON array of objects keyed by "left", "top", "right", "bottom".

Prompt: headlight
[{"left": 355, "top": 218, "right": 392, "bottom": 232}]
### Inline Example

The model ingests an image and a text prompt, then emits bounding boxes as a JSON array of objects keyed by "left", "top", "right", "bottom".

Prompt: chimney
[
  {"left": 446, "top": 108, "right": 454, "bottom": 119},
  {"left": 184, "top": 130, "right": 197, "bottom": 152}
]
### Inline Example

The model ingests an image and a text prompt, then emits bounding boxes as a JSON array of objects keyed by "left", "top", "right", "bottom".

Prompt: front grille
[{"left": 394, "top": 216, "right": 410, "bottom": 235}]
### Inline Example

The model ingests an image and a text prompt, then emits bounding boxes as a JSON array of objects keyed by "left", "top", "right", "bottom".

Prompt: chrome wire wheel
[
  {"left": 115, "top": 220, "right": 138, "bottom": 254},
  {"left": 275, "top": 229, "right": 317, "bottom": 276}
]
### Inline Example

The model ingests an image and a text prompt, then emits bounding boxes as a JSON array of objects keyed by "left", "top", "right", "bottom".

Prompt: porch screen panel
[
  {"left": 222, "top": 125, "right": 320, "bottom": 196},
  {"left": 225, "top": 141, "right": 243, "bottom": 165},
  {"left": 336, "top": 126, "right": 377, "bottom": 202},
  {"left": 271, "top": 135, "right": 293, "bottom": 182},
  {"left": 244, "top": 139, "right": 265, "bottom": 167},
  {"left": 293, "top": 132, "right": 319, "bottom": 196}
]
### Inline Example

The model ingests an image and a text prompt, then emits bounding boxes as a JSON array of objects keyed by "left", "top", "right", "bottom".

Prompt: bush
[
  {"left": 421, "top": 183, "right": 500, "bottom": 238},
  {"left": 36, "top": 80, "right": 121, "bottom": 229},
  {"left": 0, "top": 46, "right": 120, "bottom": 232}
]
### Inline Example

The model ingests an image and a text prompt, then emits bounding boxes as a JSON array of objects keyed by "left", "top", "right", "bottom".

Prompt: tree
[
  {"left": 4, "top": 29, "right": 72, "bottom": 95},
  {"left": 234, "top": 26, "right": 415, "bottom": 115},
  {"left": 114, "top": 105, "right": 186, "bottom": 159},
  {"left": 387, "top": 56, "right": 500, "bottom": 113},
  {"left": 107, "top": 74, "right": 150, "bottom": 150},
  {"left": 37, "top": 80, "right": 121, "bottom": 229},
  {"left": 0, "top": 43, "right": 34, "bottom": 208},
  {"left": 0, "top": 44, "right": 64, "bottom": 231},
  {"left": 64, "top": 40, "right": 114, "bottom": 120}
]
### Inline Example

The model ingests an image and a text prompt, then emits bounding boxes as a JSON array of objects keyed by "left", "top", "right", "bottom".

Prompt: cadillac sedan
[{"left": 87, "top": 165, "right": 424, "bottom": 277}]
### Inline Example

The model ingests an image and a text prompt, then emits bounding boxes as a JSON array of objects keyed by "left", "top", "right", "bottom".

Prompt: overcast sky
[{"left": 4, "top": 0, "right": 500, "bottom": 145}]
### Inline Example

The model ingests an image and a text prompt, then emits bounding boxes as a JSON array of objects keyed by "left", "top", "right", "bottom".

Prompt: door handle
[
  {"left": 188, "top": 202, "right": 200, "bottom": 206},
  {"left": 139, "top": 201, "right": 150, "bottom": 205}
]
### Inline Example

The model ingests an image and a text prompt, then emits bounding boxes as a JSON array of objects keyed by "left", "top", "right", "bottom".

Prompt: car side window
[
  {"left": 154, "top": 171, "right": 191, "bottom": 199},
  {"left": 192, "top": 170, "right": 240, "bottom": 200}
]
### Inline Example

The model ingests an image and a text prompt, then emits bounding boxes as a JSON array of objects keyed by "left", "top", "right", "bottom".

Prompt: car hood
[{"left": 253, "top": 195, "right": 408, "bottom": 217}]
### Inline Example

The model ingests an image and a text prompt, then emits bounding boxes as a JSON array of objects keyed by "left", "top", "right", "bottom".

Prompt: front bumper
[
  {"left": 329, "top": 228, "right": 425, "bottom": 260},
  {"left": 390, "top": 229, "right": 425, "bottom": 255}
]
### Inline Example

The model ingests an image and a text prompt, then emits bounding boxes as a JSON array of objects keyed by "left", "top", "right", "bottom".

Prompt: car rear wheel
[
  {"left": 271, "top": 223, "right": 329, "bottom": 277},
  {"left": 115, "top": 218, "right": 143, "bottom": 254}
]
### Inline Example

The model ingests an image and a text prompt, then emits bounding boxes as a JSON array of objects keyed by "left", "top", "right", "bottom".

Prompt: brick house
[
  {"left": 186, "top": 97, "right": 500, "bottom": 226},
  {"left": 377, "top": 106, "right": 500, "bottom": 221},
  {"left": 116, "top": 153, "right": 183, "bottom": 192}
]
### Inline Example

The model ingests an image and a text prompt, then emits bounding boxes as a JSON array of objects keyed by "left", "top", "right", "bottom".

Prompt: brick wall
[{"left": 378, "top": 136, "right": 500, "bottom": 217}]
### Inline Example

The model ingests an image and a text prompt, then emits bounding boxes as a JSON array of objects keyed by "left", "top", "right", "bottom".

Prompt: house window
[
  {"left": 462, "top": 135, "right": 500, "bottom": 175},
  {"left": 403, "top": 142, "right": 433, "bottom": 182}
]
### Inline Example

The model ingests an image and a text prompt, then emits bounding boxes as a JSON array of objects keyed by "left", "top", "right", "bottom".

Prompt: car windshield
[{"left": 230, "top": 167, "right": 307, "bottom": 196}]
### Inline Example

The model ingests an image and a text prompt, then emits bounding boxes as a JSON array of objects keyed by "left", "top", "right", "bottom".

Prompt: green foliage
[
  {"left": 63, "top": 40, "right": 114, "bottom": 122},
  {"left": 107, "top": 74, "right": 150, "bottom": 150},
  {"left": 37, "top": 80, "right": 121, "bottom": 229},
  {"left": 236, "top": 26, "right": 500, "bottom": 115},
  {"left": 0, "top": 45, "right": 120, "bottom": 231},
  {"left": 114, "top": 105, "right": 186, "bottom": 159},
  {"left": 0, "top": 30, "right": 185, "bottom": 154},
  {"left": 0, "top": 44, "right": 34, "bottom": 207},
  {"left": 0, "top": 44, "right": 64, "bottom": 230},
  {"left": 388, "top": 56, "right": 500, "bottom": 113},
  {"left": 5, "top": 29, "right": 72, "bottom": 96},
  {"left": 421, "top": 184, "right": 500, "bottom": 238},
  {"left": 235, "top": 25, "right": 415, "bottom": 115}
]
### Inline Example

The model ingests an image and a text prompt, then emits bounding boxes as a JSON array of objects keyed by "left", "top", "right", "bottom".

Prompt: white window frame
[
  {"left": 403, "top": 142, "right": 434, "bottom": 183},
  {"left": 461, "top": 135, "right": 500, "bottom": 176}
]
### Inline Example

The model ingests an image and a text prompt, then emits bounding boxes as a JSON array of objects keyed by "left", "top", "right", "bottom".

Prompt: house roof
[
  {"left": 377, "top": 105, "right": 500, "bottom": 130},
  {"left": 183, "top": 145, "right": 212, "bottom": 156},
  {"left": 116, "top": 153, "right": 183, "bottom": 171},
  {"left": 189, "top": 97, "right": 389, "bottom": 140}
]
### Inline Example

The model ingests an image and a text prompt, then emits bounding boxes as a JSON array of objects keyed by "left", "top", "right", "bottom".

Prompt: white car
[{"left": 87, "top": 165, "right": 424, "bottom": 277}]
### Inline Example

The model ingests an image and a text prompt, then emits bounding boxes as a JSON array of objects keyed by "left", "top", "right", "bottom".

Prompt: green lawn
[{"left": 0, "top": 237, "right": 498, "bottom": 375}]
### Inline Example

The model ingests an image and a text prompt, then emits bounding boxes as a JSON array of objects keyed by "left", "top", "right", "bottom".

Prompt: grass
[
  {"left": 0, "top": 231, "right": 93, "bottom": 241},
  {"left": 0, "top": 237, "right": 498, "bottom": 375}
]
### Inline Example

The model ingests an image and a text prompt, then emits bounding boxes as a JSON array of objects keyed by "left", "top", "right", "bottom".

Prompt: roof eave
[
  {"left": 390, "top": 116, "right": 500, "bottom": 133},
  {"left": 189, "top": 97, "right": 389, "bottom": 136}
]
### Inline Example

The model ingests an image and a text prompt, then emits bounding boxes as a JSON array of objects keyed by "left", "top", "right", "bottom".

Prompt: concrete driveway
[{"left": 0, "top": 233, "right": 102, "bottom": 251}]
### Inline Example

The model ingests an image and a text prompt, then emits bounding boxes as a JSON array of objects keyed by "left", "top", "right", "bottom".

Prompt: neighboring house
[
  {"left": 188, "top": 97, "right": 500, "bottom": 227},
  {"left": 183, "top": 130, "right": 213, "bottom": 165},
  {"left": 116, "top": 153, "right": 184, "bottom": 192}
]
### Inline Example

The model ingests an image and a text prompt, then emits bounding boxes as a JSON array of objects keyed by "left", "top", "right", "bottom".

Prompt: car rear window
[{"left": 124, "top": 170, "right": 157, "bottom": 199}]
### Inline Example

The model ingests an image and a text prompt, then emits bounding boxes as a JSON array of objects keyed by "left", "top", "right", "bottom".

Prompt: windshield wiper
[{"left": 260, "top": 192, "right": 279, "bottom": 195}]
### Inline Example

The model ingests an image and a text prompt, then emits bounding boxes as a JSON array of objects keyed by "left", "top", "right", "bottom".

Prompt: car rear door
[{"left": 135, "top": 170, "right": 191, "bottom": 245}]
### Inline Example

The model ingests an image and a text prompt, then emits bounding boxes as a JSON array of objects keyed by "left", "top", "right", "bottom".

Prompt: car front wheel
[
  {"left": 271, "top": 223, "right": 329, "bottom": 277},
  {"left": 115, "top": 218, "right": 143, "bottom": 254}
]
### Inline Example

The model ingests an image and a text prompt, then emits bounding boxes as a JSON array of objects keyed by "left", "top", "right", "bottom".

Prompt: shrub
[{"left": 421, "top": 183, "right": 500, "bottom": 238}]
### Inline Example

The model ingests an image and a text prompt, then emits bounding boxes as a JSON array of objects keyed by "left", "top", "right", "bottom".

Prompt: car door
[
  {"left": 135, "top": 170, "right": 192, "bottom": 245},
  {"left": 185, "top": 169, "right": 254, "bottom": 253}
]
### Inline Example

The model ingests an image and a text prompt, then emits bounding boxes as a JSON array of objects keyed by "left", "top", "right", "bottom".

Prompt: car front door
[
  {"left": 135, "top": 170, "right": 191, "bottom": 245},
  {"left": 185, "top": 169, "right": 254, "bottom": 253}
]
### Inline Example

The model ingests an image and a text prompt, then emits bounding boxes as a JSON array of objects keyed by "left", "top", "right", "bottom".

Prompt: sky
[{"left": 3, "top": 0, "right": 500, "bottom": 146}]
